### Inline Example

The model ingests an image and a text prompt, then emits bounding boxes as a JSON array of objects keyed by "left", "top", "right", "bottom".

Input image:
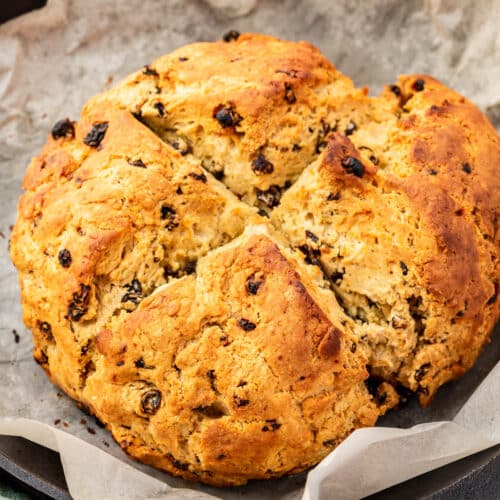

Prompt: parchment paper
[{"left": 0, "top": 1, "right": 499, "bottom": 499}]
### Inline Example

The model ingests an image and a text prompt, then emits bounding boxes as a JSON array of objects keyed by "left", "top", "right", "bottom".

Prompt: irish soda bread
[{"left": 10, "top": 33, "right": 499, "bottom": 485}]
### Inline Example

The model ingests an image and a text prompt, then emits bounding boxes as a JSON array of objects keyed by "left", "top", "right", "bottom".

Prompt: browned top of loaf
[{"left": 9, "top": 33, "right": 499, "bottom": 485}]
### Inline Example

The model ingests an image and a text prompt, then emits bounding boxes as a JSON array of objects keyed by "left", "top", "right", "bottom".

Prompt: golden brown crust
[
  {"left": 10, "top": 34, "right": 499, "bottom": 484},
  {"left": 83, "top": 228, "right": 378, "bottom": 485},
  {"left": 85, "top": 33, "right": 370, "bottom": 209},
  {"left": 274, "top": 74, "right": 499, "bottom": 405}
]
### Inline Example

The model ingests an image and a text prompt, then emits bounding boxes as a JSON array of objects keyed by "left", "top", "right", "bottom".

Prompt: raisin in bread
[{"left": 10, "top": 33, "right": 499, "bottom": 485}]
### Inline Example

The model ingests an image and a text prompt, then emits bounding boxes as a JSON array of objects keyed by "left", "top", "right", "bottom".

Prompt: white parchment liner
[{"left": 1, "top": 1, "right": 499, "bottom": 499}]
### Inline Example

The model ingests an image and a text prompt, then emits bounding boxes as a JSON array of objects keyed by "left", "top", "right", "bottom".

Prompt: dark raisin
[
  {"left": 176, "top": 186, "right": 183, "bottom": 195},
  {"left": 11, "top": 329, "right": 20, "bottom": 344},
  {"left": 350, "top": 342, "right": 357, "bottom": 353},
  {"left": 192, "top": 403, "right": 226, "bottom": 418},
  {"left": 284, "top": 83, "right": 296, "bottom": 104},
  {"left": 323, "top": 439, "right": 337, "bottom": 447},
  {"left": 413, "top": 79, "right": 425, "bottom": 91},
  {"left": 135, "top": 358, "right": 145, "bottom": 368},
  {"left": 160, "top": 205, "right": 178, "bottom": 230},
  {"left": 389, "top": 84, "right": 401, "bottom": 96},
  {"left": 51, "top": 118, "right": 75, "bottom": 140},
  {"left": 234, "top": 395, "right": 250, "bottom": 407},
  {"left": 37, "top": 321, "right": 53, "bottom": 340},
  {"left": 341, "top": 156, "right": 364, "bottom": 178},
  {"left": 327, "top": 192, "right": 340, "bottom": 201},
  {"left": 189, "top": 172, "right": 207, "bottom": 183},
  {"left": 223, "top": 30, "right": 240, "bottom": 42},
  {"left": 298, "top": 244, "right": 321, "bottom": 265},
  {"left": 251, "top": 153, "right": 274, "bottom": 175},
  {"left": 315, "top": 118, "right": 335, "bottom": 153},
  {"left": 400, "top": 261, "right": 409, "bottom": 276},
  {"left": 80, "top": 340, "right": 91, "bottom": 355},
  {"left": 408, "top": 295, "right": 426, "bottom": 336},
  {"left": 153, "top": 102, "right": 165, "bottom": 117},
  {"left": 143, "top": 65, "right": 159, "bottom": 76},
  {"left": 58, "top": 249, "right": 72, "bottom": 268},
  {"left": 261, "top": 425, "right": 269, "bottom": 432},
  {"left": 237, "top": 380, "right": 247, "bottom": 387},
  {"left": 125, "top": 279, "right": 142, "bottom": 294},
  {"left": 179, "top": 261, "right": 195, "bottom": 276},
  {"left": 266, "top": 419, "right": 281, "bottom": 430},
  {"left": 141, "top": 389, "right": 162, "bottom": 415},
  {"left": 247, "top": 275, "right": 263, "bottom": 295},
  {"left": 256, "top": 185, "right": 281, "bottom": 208},
  {"left": 172, "top": 138, "right": 192, "bottom": 156},
  {"left": 305, "top": 230, "right": 319, "bottom": 243},
  {"left": 122, "top": 279, "right": 143, "bottom": 305},
  {"left": 206, "top": 369, "right": 218, "bottom": 392},
  {"left": 83, "top": 122, "right": 108, "bottom": 148},
  {"left": 213, "top": 104, "right": 242, "bottom": 128},
  {"left": 128, "top": 158, "right": 146, "bottom": 168},
  {"left": 344, "top": 121, "right": 357, "bottom": 136},
  {"left": 428, "top": 169, "right": 438, "bottom": 175},
  {"left": 238, "top": 318, "right": 256, "bottom": 331},
  {"left": 292, "top": 143, "right": 302, "bottom": 151},
  {"left": 462, "top": 162, "right": 472, "bottom": 174},
  {"left": 213, "top": 170, "right": 224, "bottom": 180},
  {"left": 67, "top": 284, "right": 91, "bottom": 321},
  {"left": 166, "top": 454, "right": 189, "bottom": 471}
]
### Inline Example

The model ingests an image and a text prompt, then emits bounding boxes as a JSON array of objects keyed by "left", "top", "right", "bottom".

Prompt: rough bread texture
[
  {"left": 85, "top": 33, "right": 394, "bottom": 210},
  {"left": 10, "top": 33, "right": 499, "bottom": 485},
  {"left": 91, "top": 226, "right": 379, "bottom": 485},
  {"left": 273, "top": 76, "right": 500, "bottom": 404}
]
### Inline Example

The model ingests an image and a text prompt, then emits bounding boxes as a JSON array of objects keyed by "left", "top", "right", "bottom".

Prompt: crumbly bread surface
[
  {"left": 273, "top": 76, "right": 499, "bottom": 403},
  {"left": 10, "top": 33, "right": 499, "bottom": 485},
  {"left": 91, "top": 226, "right": 379, "bottom": 485}
]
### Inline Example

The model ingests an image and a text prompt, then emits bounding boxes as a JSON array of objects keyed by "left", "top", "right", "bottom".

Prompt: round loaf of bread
[{"left": 10, "top": 33, "right": 499, "bottom": 485}]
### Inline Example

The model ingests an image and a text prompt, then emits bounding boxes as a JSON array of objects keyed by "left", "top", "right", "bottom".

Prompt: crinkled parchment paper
[{"left": 0, "top": 1, "right": 499, "bottom": 499}]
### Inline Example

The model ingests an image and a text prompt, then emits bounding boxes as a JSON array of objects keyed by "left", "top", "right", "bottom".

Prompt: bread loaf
[{"left": 10, "top": 33, "right": 499, "bottom": 485}]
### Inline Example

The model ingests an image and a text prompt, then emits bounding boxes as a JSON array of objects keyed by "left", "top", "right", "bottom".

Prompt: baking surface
[{"left": 0, "top": 1, "right": 499, "bottom": 498}]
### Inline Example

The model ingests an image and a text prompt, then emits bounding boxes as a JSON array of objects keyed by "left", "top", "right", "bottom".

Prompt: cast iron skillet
[
  {"left": 0, "top": 427, "right": 498, "bottom": 499},
  {"left": 1, "top": 2, "right": 498, "bottom": 498}
]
